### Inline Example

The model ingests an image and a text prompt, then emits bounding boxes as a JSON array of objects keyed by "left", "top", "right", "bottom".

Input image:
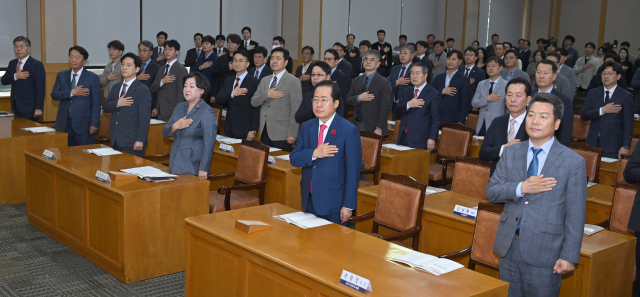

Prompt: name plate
[
  {"left": 42, "top": 149, "right": 57, "bottom": 160},
  {"left": 453, "top": 205, "right": 477, "bottom": 220},
  {"left": 339, "top": 270, "right": 372, "bottom": 294},
  {"left": 267, "top": 156, "right": 276, "bottom": 164},
  {"left": 219, "top": 144, "right": 235, "bottom": 154},
  {"left": 95, "top": 170, "right": 112, "bottom": 183},
  {"left": 221, "top": 108, "right": 227, "bottom": 118}
]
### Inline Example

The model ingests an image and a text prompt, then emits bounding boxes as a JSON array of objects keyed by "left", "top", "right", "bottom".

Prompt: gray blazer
[
  {"left": 428, "top": 52, "right": 447, "bottom": 77},
  {"left": 558, "top": 64, "right": 577, "bottom": 100},
  {"left": 102, "top": 79, "right": 151, "bottom": 147},
  {"left": 251, "top": 71, "right": 303, "bottom": 141},
  {"left": 531, "top": 73, "right": 572, "bottom": 101},
  {"left": 150, "top": 61, "right": 189, "bottom": 121},
  {"left": 162, "top": 100, "right": 217, "bottom": 176},
  {"left": 500, "top": 68, "right": 530, "bottom": 83},
  {"left": 487, "top": 139, "right": 586, "bottom": 267},
  {"left": 574, "top": 56, "right": 601, "bottom": 89},
  {"left": 99, "top": 60, "right": 123, "bottom": 98},
  {"left": 471, "top": 77, "right": 507, "bottom": 132},
  {"left": 345, "top": 72, "right": 393, "bottom": 136}
]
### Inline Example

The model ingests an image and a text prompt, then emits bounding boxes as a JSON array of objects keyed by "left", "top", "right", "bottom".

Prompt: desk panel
[{"left": 145, "top": 123, "right": 172, "bottom": 156}]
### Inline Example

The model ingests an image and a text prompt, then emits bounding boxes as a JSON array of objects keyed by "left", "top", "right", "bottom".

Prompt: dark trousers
[
  {"left": 113, "top": 140, "right": 146, "bottom": 158},
  {"left": 261, "top": 125, "right": 292, "bottom": 152},
  {"left": 477, "top": 121, "right": 486, "bottom": 136},
  {"left": 398, "top": 131, "right": 409, "bottom": 146},
  {"left": 66, "top": 118, "right": 96, "bottom": 147},
  {"left": 13, "top": 109, "right": 38, "bottom": 122},
  {"left": 305, "top": 193, "right": 347, "bottom": 226},
  {"left": 636, "top": 232, "right": 640, "bottom": 297}
]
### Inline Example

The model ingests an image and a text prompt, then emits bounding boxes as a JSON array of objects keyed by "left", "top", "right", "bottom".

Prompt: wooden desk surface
[
  {"left": 185, "top": 203, "right": 508, "bottom": 297},
  {"left": 634, "top": 118, "right": 640, "bottom": 134},
  {"left": 599, "top": 160, "right": 619, "bottom": 186}
]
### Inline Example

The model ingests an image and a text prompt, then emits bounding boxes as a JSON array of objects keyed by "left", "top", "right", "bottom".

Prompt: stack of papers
[
  {"left": 269, "top": 147, "right": 282, "bottom": 152},
  {"left": 149, "top": 119, "right": 166, "bottom": 124},
  {"left": 22, "top": 127, "right": 56, "bottom": 133},
  {"left": 387, "top": 120, "right": 395, "bottom": 126},
  {"left": 601, "top": 157, "right": 618, "bottom": 163},
  {"left": 472, "top": 135, "right": 484, "bottom": 140},
  {"left": 584, "top": 224, "right": 605, "bottom": 236},
  {"left": 382, "top": 143, "right": 415, "bottom": 151},
  {"left": 216, "top": 136, "right": 243, "bottom": 144},
  {"left": 390, "top": 251, "right": 464, "bottom": 276},
  {"left": 120, "top": 166, "right": 178, "bottom": 182},
  {"left": 275, "top": 155, "right": 290, "bottom": 161},
  {"left": 587, "top": 182, "right": 597, "bottom": 188},
  {"left": 274, "top": 212, "right": 333, "bottom": 229},
  {"left": 425, "top": 187, "right": 447, "bottom": 195},
  {"left": 83, "top": 148, "right": 123, "bottom": 156}
]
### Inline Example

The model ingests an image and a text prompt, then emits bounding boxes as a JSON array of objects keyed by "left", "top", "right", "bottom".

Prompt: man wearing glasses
[
  {"left": 322, "top": 49, "right": 349, "bottom": 117},
  {"left": 333, "top": 42, "right": 353, "bottom": 79},
  {"left": 501, "top": 49, "right": 530, "bottom": 83},
  {"left": 136, "top": 40, "right": 161, "bottom": 116}
]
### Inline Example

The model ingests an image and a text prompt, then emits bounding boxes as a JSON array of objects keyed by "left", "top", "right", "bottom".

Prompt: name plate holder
[
  {"left": 339, "top": 270, "right": 372, "bottom": 294},
  {"left": 219, "top": 144, "right": 235, "bottom": 154},
  {"left": 453, "top": 205, "right": 477, "bottom": 220},
  {"left": 95, "top": 170, "right": 112, "bottom": 183},
  {"left": 42, "top": 149, "right": 57, "bottom": 160},
  {"left": 235, "top": 220, "right": 273, "bottom": 233}
]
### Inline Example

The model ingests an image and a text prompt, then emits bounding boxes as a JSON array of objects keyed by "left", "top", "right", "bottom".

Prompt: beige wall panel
[
  {"left": 464, "top": 0, "right": 480, "bottom": 48},
  {"left": 529, "top": 0, "right": 551, "bottom": 41},
  {"left": 445, "top": 0, "right": 465, "bottom": 48},
  {"left": 604, "top": 0, "right": 640, "bottom": 55},
  {"left": 282, "top": 0, "right": 300, "bottom": 60},
  {"left": 558, "top": 0, "right": 601, "bottom": 56},
  {"left": 301, "top": 0, "right": 321, "bottom": 60},
  {"left": 27, "top": 0, "right": 42, "bottom": 61},
  {"left": 44, "top": 0, "right": 73, "bottom": 64}
]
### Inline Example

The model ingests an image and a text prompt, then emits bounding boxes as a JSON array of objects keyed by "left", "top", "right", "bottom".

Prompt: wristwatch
[
  {"left": 250, "top": 130, "right": 257, "bottom": 134},
  {"left": 624, "top": 146, "right": 630, "bottom": 149}
]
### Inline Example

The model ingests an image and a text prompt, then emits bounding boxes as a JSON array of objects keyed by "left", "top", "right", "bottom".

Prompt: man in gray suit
[
  {"left": 99, "top": 40, "right": 124, "bottom": 99},
  {"left": 251, "top": 47, "right": 302, "bottom": 152},
  {"left": 487, "top": 93, "right": 586, "bottom": 297},
  {"left": 472, "top": 56, "right": 507, "bottom": 135},
  {"left": 428, "top": 41, "right": 446, "bottom": 77},
  {"left": 574, "top": 42, "right": 601, "bottom": 91},
  {"left": 555, "top": 48, "right": 577, "bottom": 100},
  {"left": 500, "top": 49, "right": 530, "bottom": 83},
  {"left": 150, "top": 40, "right": 188, "bottom": 121},
  {"left": 345, "top": 50, "right": 392, "bottom": 137}
]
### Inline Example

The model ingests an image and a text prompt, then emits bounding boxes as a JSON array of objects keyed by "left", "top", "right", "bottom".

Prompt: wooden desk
[
  {"left": 356, "top": 185, "right": 636, "bottom": 297},
  {"left": 25, "top": 145, "right": 209, "bottom": 283},
  {"left": 379, "top": 146, "right": 430, "bottom": 185},
  {"left": 145, "top": 123, "right": 172, "bottom": 157},
  {"left": 586, "top": 184, "right": 614, "bottom": 225},
  {"left": 470, "top": 137, "right": 482, "bottom": 157},
  {"left": 185, "top": 203, "right": 508, "bottom": 297},
  {"left": 0, "top": 94, "right": 10, "bottom": 112},
  {"left": 598, "top": 160, "right": 618, "bottom": 186},
  {"left": 1, "top": 117, "right": 67, "bottom": 205},
  {"left": 634, "top": 119, "right": 640, "bottom": 134}
]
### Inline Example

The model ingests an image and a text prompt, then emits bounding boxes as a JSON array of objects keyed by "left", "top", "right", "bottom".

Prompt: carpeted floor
[{"left": 0, "top": 204, "right": 184, "bottom": 296}]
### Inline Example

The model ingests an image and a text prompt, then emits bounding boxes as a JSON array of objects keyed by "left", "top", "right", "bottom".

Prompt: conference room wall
[
  {"left": 603, "top": 0, "right": 640, "bottom": 58},
  {"left": 221, "top": 0, "right": 282, "bottom": 60},
  {"left": 320, "top": 0, "right": 348, "bottom": 58},
  {"left": 26, "top": 0, "right": 42, "bottom": 61},
  {"left": 0, "top": 1, "right": 27, "bottom": 66},
  {"left": 282, "top": 0, "right": 300, "bottom": 60},
  {"left": 400, "top": 0, "right": 441, "bottom": 45},
  {"left": 486, "top": 0, "right": 525, "bottom": 48},
  {"left": 301, "top": 0, "right": 321, "bottom": 61}
]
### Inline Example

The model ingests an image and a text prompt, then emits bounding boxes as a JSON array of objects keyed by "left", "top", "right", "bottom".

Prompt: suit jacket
[
  {"left": 150, "top": 61, "right": 189, "bottom": 121},
  {"left": 151, "top": 46, "right": 167, "bottom": 65},
  {"left": 631, "top": 68, "right": 640, "bottom": 112},
  {"left": 460, "top": 65, "right": 486, "bottom": 97},
  {"left": 249, "top": 65, "right": 273, "bottom": 81},
  {"left": 532, "top": 73, "right": 572, "bottom": 100},
  {"left": 295, "top": 62, "right": 315, "bottom": 95},
  {"left": 99, "top": 60, "right": 123, "bottom": 98},
  {"left": 216, "top": 74, "right": 260, "bottom": 139},
  {"left": 192, "top": 52, "right": 219, "bottom": 95},
  {"left": 433, "top": 71, "right": 472, "bottom": 124},
  {"left": 565, "top": 47, "right": 580, "bottom": 68},
  {"left": 162, "top": 100, "right": 217, "bottom": 175},
  {"left": 500, "top": 68, "right": 531, "bottom": 83},
  {"left": 290, "top": 114, "right": 362, "bottom": 215},
  {"left": 345, "top": 45, "right": 360, "bottom": 65},
  {"left": 389, "top": 63, "right": 413, "bottom": 103},
  {"left": 479, "top": 113, "right": 529, "bottom": 175},
  {"left": 623, "top": 146, "right": 640, "bottom": 230},
  {"left": 0, "top": 56, "right": 45, "bottom": 115},
  {"left": 471, "top": 77, "right": 507, "bottom": 132},
  {"left": 394, "top": 84, "right": 442, "bottom": 149},
  {"left": 137, "top": 60, "right": 161, "bottom": 111},
  {"left": 102, "top": 79, "right": 151, "bottom": 147},
  {"left": 345, "top": 72, "right": 392, "bottom": 136},
  {"left": 184, "top": 47, "right": 203, "bottom": 68},
  {"left": 51, "top": 68, "right": 102, "bottom": 134},
  {"left": 295, "top": 90, "right": 316, "bottom": 124},
  {"left": 239, "top": 40, "right": 259, "bottom": 68},
  {"left": 428, "top": 52, "right": 447, "bottom": 77},
  {"left": 486, "top": 44, "right": 496, "bottom": 58},
  {"left": 414, "top": 54, "right": 434, "bottom": 84},
  {"left": 581, "top": 86, "right": 634, "bottom": 158},
  {"left": 214, "top": 47, "right": 230, "bottom": 57},
  {"left": 519, "top": 49, "right": 531, "bottom": 72},
  {"left": 487, "top": 139, "right": 586, "bottom": 267},
  {"left": 351, "top": 56, "right": 364, "bottom": 78},
  {"left": 574, "top": 56, "right": 601, "bottom": 89},
  {"left": 336, "top": 59, "right": 353, "bottom": 80},
  {"left": 588, "top": 67, "right": 628, "bottom": 91},
  {"left": 558, "top": 65, "right": 577, "bottom": 100},
  {"left": 210, "top": 53, "right": 235, "bottom": 93},
  {"left": 331, "top": 69, "right": 350, "bottom": 118},
  {"left": 531, "top": 88, "right": 574, "bottom": 147},
  {"left": 251, "top": 71, "right": 303, "bottom": 141}
]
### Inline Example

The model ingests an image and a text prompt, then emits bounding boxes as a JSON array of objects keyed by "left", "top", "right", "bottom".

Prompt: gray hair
[
  {"left": 528, "top": 93, "right": 564, "bottom": 121},
  {"left": 13, "top": 36, "right": 31, "bottom": 47},
  {"left": 138, "top": 40, "right": 154, "bottom": 51},
  {"left": 410, "top": 62, "right": 429, "bottom": 75},
  {"left": 399, "top": 44, "right": 415, "bottom": 53},
  {"left": 363, "top": 49, "right": 381, "bottom": 62}
]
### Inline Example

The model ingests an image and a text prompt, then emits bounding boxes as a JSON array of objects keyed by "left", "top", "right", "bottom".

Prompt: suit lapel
[
  {"left": 276, "top": 73, "right": 286, "bottom": 89},
  {"left": 516, "top": 142, "right": 528, "bottom": 180},
  {"left": 310, "top": 118, "right": 320, "bottom": 147},
  {"left": 323, "top": 115, "right": 342, "bottom": 145},
  {"left": 539, "top": 140, "right": 564, "bottom": 177}
]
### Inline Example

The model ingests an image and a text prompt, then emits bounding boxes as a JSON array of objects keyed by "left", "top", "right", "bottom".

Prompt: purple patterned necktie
[{"left": 270, "top": 76, "right": 278, "bottom": 89}]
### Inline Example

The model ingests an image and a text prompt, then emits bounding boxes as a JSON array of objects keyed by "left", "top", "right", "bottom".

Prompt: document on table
[
  {"left": 587, "top": 182, "right": 597, "bottom": 188},
  {"left": 216, "top": 136, "right": 243, "bottom": 144},
  {"left": 473, "top": 135, "right": 484, "bottom": 140},
  {"left": 274, "top": 212, "right": 333, "bottom": 229},
  {"left": 275, "top": 154, "right": 290, "bottom": 161},
  {"left": 83, "top": 147, "right": 123, "bottom": 156},
  {"left": 382, "top": 143, "right": 415, "bottom": 151},
  {"left": 120, "top": 166, "right": 177, "bottom": 182},
  {"left": 390, "top": 251, "right": 464, "bottom": 276},
  {"left": 584, "top": 224, "right": 605, "bottom": 236},
  {"left": 149, "top": 119, "right": 166, "bottom": 124},
  {"left": 269, "top": 147, "right": 282, "bottom": 152},
  {"left": 22, "top": 127, "right": 56, "bottom": 133},
  {"left": 425, "top": 187, "right": 447, "bottom": 195},
  {"left": 601, "top": 157, "right": 618, "bottom": 163}
]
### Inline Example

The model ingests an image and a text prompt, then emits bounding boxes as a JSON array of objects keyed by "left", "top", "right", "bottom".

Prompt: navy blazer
[
  {"left": 532, "top": 88, "right": 574, "bottom": 147},
  {"left": 336, "top": 59, "right": 353, "bottom": 80},
  {"left": 137, "top": 60, "right": 160, "bottom": 111},
  {"left": 433, "top": 70, "right": 472, "bottom": 124},
  {"left": 459, "top": 65, "right": 486, "bottom": 96},
  {"left": 330, "top": 69, "right": 349, "bottom": 118},
  {"left": 151, "top": 46, "right": 167, "bottom": 66},
  {"left": 216, "top": 74, "right": 260, "bottom": 138},
  {"left": 581, "top": 86, "right": 634, "bottom": 158},
  {"left": 623, "top": 146, "right": 640, "bottom": 230},
  {"left": 389, "top": 63, "right": 413, "bottom": 103},
  {"left": 290, "top": 114, "right": 362, "bottom": 215},
  {"left": 51, "top": 68, "right": 102, "bottom": 134},
  {"left": 184, "top": 48, "right": 203, "bottom": 68},
  {"left": 1, "top": 56, "right": 46, "bottom": 116},
  {"left": 394, "top": 84, "right": 442, "bottom": 149},
  {"left": 249, "top": 65, "right": 273, "bottom": 82},
  {"left": 295, "top": 62, "right": 315, "bottom": 95},
  {"left": 520, "top": 49, "right": 532, "bottom": 72},
  {"left": 102, "top": 79, "right": 151, "bottom": 147},
  {"left": 295, "top": 90, "right": 315, "bottom": 124},
  {"left": 193, "top": 52, "right": 219, "bottom": 95},
  {"left": 351, "top": 56, "right": 364, "bottom": 78},
  {"left": 479, "top": 113, "right": 529, "bottom": 175}
]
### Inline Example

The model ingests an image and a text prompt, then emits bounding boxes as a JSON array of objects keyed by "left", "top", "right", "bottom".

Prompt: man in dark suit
[
  {"left": 486, "top": 34, "right": 499, "bottom": 58},
  {"left": 267, "top": 36, "right": 294, "bottom": 73},
  {"left": 295, "top": 46, "right": 315, "bottom": 95},
  {"left": 582, "top": 61, "right": 634, "bottom": 159},
  {"left": 351, "top": 40, "right": 371, "bottom": 78},
  {"left": 479, "top": 77, "right": 531, "bottom": 175},
  {"left": 623, "top": 147, "right": 640, "bottom": 297},
  {"left": 371, "top": 30, "right": 393, "bottom": 77},
  {"left": 520, "top": 39, "right": 532, "bottom": 71},
  {"left": 295, "top": 61, "right": 331, "bottom": 124},
  {"left": 461, "top": 47, "right": 486, "bottom": 96},
  {"left": 240, "top": 26, "right": 259, "bottom": 68},
  {"left": 249, "top": 46, "right": 272, "bottom": 81},
  {"left": 290, "top": 80, "right": 362, "bottom": 226},
  {"left": 333, "top": 42, "right": 353, "bottom": 79},
  {"left": 151, "top": 31, "right": 167, "bottom": 65},
  {"left": 216, "top": 50, "right": 260, "bottom": 140},
  {"left": 531, "top": 59, "right": 573, "bottom": 147},
  {"left": 394, "top": 62, "right": 442, "bottom": 150},
  {"left": 323, "top": 49, "right": 349, "bottom": 118},
  {"left": 414, "top": 40, "right": 434, "bottom": 84},
  {"left": 587, "top": 54, "right": 629, "bottom": 91},
  {"left": 444, "top": 38, "right": 455, "bottom": 53},
  {"left": 433, "top": 50, "right": 472, "bottom": 124},
  {"left": 183, "top": 33, "right": 203, "bottom": 68},
  {"left": 102, "top": 53, "right": 151, "bottom": 157},
  {"left": 1, "top": 36, "right": 45, "bottom": 121},
  {"left": 345, "top": 50, "right": 392, "bottom": 137},
  {"left": 211, "top": 34, "right": 241, "bottom": 100},
  {"left": 150, "top": 40, "right": 189, "bottom": 121},
  {"left": 51, "top": 46, "right": 102, "bottom": 146},
  {"left": 345, "top": 34, "right": 360, "bottom": 66},
  {"left": 136, "top": 40, "right": 160, "bottom": 116},
  {"left": 214, "top": 34, "right": 229, "bottom": 57},
  {"left": 389, "top": 44, "right": 415, "bottom": 114},
  {"left": 192, "top": 35, "right": 219, "bottom": 102}
]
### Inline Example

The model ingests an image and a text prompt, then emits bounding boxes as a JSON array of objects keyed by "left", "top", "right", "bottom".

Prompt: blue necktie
[
  {"left": 517, "top": 147, "right": 543, "bottom": 230},
  {"left": 141, "top": 62, "right": 147, "bottom": 73},
  {"left": 69, "top": 74, "right": 78, "bottom": 117}
]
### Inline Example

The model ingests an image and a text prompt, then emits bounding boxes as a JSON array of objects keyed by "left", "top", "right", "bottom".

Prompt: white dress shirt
[
  {"left": 598, "top": 84, "right": 617, "bottom": 116},
  {"left": 230, "top": 71, "right": 248, "bottom": 98},
  {"left": 116, "top": 77, "right": 137, "bottom": 107},
  {"left": 499, "top": 111, "right": 526, "bottom": 156},
  {"left": 311, "top": 112, "right": 336, "bottom": 161},
  {"left": 159, "top": 59, "right": 178, "bottom": 87},
  {"left": 406, "top": 82, "right": 427, "bottom": 110}
]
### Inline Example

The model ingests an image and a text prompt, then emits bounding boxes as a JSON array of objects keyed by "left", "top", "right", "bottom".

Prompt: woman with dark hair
[
  {"left": 597, "top": 46, "right": 605, "bottom": 60},
  {"left": 526, "top": 49, "right": 547, "bottom": 82},
  {"left": 476, "top": 47, "right": 487, "bottom": 77},
  {"left": 162, "top": 72, "right": 217, "bottom": 178},
  {"left": 619, "top": 48, "right": 634, "bottom": 85}
]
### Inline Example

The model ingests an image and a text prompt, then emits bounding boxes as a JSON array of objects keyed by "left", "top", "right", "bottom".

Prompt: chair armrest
[
  {"left": 207, "top": 171, "right": 236, "bottom": 181},
  {"left": 360, "top": 165, "right": 380, "bottom": 175},
  {"left": 430, "top": 149, "right": 439, "bottom": 155},
  {"left": 218, "top": 180, "right": 266, "bottom": 194},
  {"left": 348, "top": 211, "right": 375, "bottom": 223},
  {"left": 436, "top": 246, "right": 472, "bottom": 259},
  {"left": 377, "top": 225, "right": 422, "bottom": 242},
  {"left": 595, "top": 219, "right": 610, "bottom": 229}
]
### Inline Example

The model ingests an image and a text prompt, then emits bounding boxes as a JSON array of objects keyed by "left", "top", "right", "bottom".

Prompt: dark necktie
[
  {"left": 197, "top": 48, "right": 201, "bottom": 56},
  {"left": 245, "top": 41, "right": 248, "bottom": 48},
  {"left": 120, "top": 83, "right": 128, "bottom": 97},
  {"left": 234, "top": 77, "right": 240, "bottom": 89},
  {"left": 255, "top": 69, "right": 260, "bottom": 78},
  {"left": 270, "top": 76, "right": 278, "bottom": 89},
  {"left": 585, "top": 57, "right": 590, "bottom": 64},
  {"left": 399, "top": 66, "right": 406, "bottom": 78},
  {"left": 518, "top": 147, "right": 543, "bottom": 230},
  {"left": 465, "top": 67, "right": 470, "bottom": 77},
  {"left": 355, "top": 75, "right": 369, "bottom": 122},
  {"left": 404, "top": 89, "right": 420, "bottom": 133},
  {"left": 605, "top": 90, "right": 610, "bottom": 105},
  {"left": 164, "top": 65, "right": 169, "bottom": 76},
  {"left": 218, "top": 48, "right": 221, "bottom": 54},
  {"left": 140, "top": 62, "right": 147, "bottom": 73},
  {"left": 489, "top": 81, "right": 495, "bottom": 94}
]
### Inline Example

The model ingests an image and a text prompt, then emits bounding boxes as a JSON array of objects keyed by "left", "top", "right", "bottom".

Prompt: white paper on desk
[
  {"left": 387, "top": 120, "right": 395, "bottom": 126},
  {"left": 218, "top": 137, "right": 242, "bottom": 144},
  {"left": 149, "top": 119, "right": 166, "bottom": 124},
  {"left": 294, "top": 218, "right": 333, "bottom": 229},
  {"left": 601, "top": 157, "right": 618, "bottom": 163},
  {"left": 120, "top": 166, "right": 177, "bottom": 178},
  {"left": 84, "top": 147, "right": 123, "bottom": 156},
  {"left": 382, "top": 143, "right": 415, "bottom": 151},
  {"left": 587, "top": 182, "right": 597, "bottom": 188},
  {"left": 216, "top": 135, "right": 228, "bottom": 140},
  {"left": 23, "top": 127, "right": 56, "bottom": 133},
  {"left": 275, "top": 154, "right": 290, "bottom": 161},
  {"left": 473, "top": 135, "right": 484, "bottom": 140},
  {"left": 269, "top": 147, "right": 282, "bottom": 152},
  {"left": 391, "top": 251, "right": 464, "bottom": 276},
  {"left": 425, "top": 187, "right": 447, "bottom": 195},
  {"left": 274, "top": 211, "right": 317, "bottom": 223}
]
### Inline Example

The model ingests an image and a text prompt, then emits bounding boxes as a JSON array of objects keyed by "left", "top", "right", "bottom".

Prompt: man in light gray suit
[
  {"left": 428, "top": 40, "right": 446, "bottom": 77},
  {"left": 555, "top": 49, "right": 577, "bottom": 100},
  {"left": 501, "top": 49, "right": 530, "bottom": 83},
  {"left": 574, "top": 42, "right": 601, "bottom": 91},
  {"left": 150, "top": 40, "right": 188, "bottom": 121},
  {"left": 99, "top": 40, "right": 124, "bottom": 99},
  {"left": 472, "top": 56, "right": 507, "bottom": 135},
  {"left": 251, "top": 47, "right": 302, "bottom": 152},
  {"left": 487, "top": 93, "right": 586, "bottom": 297}
]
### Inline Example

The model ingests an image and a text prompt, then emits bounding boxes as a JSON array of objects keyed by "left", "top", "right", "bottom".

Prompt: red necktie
[
  {"left": 311, "top": 124, "right": 328, "bottom": 194},
  {"left": 234, "top": 77, "right": 240, "bottom": 89},
  {"left": 404, "top": 89, "right": 420, "bottom": 133},
  {"left": 16, "top": 61, "right": 22, "bottom": 73}
]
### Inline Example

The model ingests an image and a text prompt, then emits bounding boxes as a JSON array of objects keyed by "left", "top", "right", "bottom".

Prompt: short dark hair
[
  {"left": 157, "top": 31, "right": 168, "bottom": 39},
  {"left": 302, "top": 45, "right": 315, "bottom": 55},
  {"left": 504, "top": 49, "right": 518, "bottom": 58},
  {"left": 411, "top": 62, "right": 429, "bottom": 75},
  {"left": 107, "top": 40, "right": 124, "bottom": 51},
  {"left": 359, "top": 40, "right": 372, "bottom": 48},
  {"left": 363, "top": 49, "right": 381, "bottom": 62},
  {"left": 427, "top": 34, "right": 435, "bottom": 39},
  {"left": 446, "top": 49, "right": 462, "bottom": 60},
  {"left": 399, "top": 34, "right": 407, "bottom": 40},
  {"left": 202, "top": 35, "right": 215, "bottom": 45},
  {"left": 585, "top": 42, "right": 596, "bottom": 49},
  {"left": 546, "top": 40, "right": 557, "bottom": 50},
  {"left": 524, "top": 40, "right": 531, "bottom": 46},
  {"left": 486, "top": 56, "right": 504, "bottom": 67},
  {"left": 241, "top": 26, "right": 251, "bottom": 34},
  {"left": 273, "top": 36, "right": 285, "bottom": 46},
  {"left": 69, "top": 45, "right": 89, "bottom": 60},
  {"left": 312, "top": 61, "right": 331, "bottom": 75},
  {"left": 528, "top": 92, "right": 564, "bottom": 121},
  {"left": 347, "top": 34, "right": 355, "bottom": 39},
  {"left": 555, "top": 47, "right": 568, "bottom": 57},
  {"left": 537, "top": 38, "right": 548, "bottom": 44},
  {"left": 377, "top": 30, "right": 386, "bottom": 35},
  {"left": 621, "top": 41, "right": 631, "bottom": 47},
  {"left": 215, "top": 34, "right": 226, "bottom": 41},
  {"left": 494, "top": 43, "right": 504, "bottom": 50},
  {"left": 546, "top": 51, "right": 561, "bottom": 62},
  {"left": 254, "top": 46, "right": 268, "bottom": 58},
  {"left": 138, "top": 40, "right": 153, "bottom": 51},
  {"left": 603, "top": 53, "right": 619, "bottom": 62},
  {"left": 183, "top": 72, "right": 210, "bottom": 98},
  {"left": 194, "top": 33, "right": 203, "bottom": 39},
  {"left": 518, "top": 38, "right": 525, "bottom": 43},
  {"left": 472, "top": 40, "right": 480, "bottom": 46},
  {"left": 416, "top": 40, "right": 428, "bottom": 48},
  {"left": 271, "top": 47, "right": 289, "bottom": 60},
  {"left": 324, "top": 48, "right": 339, "bottom": 61},
  {"left": 465, "top": 47, "right": 478, "bottom": 57},
  {"left": 503, "top": 42, "right": 513, "bottom": 48},
  {"left": 446, "top": 38, "right": 455, "bottom": 43},
  {"left": 505, "top": 77, "right": 531, "bottom": 97},
  {"left": 601, "top": 60, "right": 624, "bottom": 75},
  {"left": 314, "top": 80, "right": 341, "bottom": 102},
  {"left": 234, "top": 49, "right": 250, "bottom": 61},
  {"left": 121, "top": 52, "right": 141, "bottom": 68},
  {"left": 13, "top": 36, "right": 31, "bottom": 47},
  {"left": 333, "top": 42, "right": 346, "bottom": 52},
  {"left": 533, "top": 49, "right": 547, "bottom": 60},
  {"left": 434, "top": 40, "right": 444, "bottom": 47},
  {"left": 491, "top": 34, "right": 500, "bottom": 39},
  {"left": 227, "top": 34, "right": 242, "bottom": 45},
  {"left": 164, "top": 39, "right": 180, "bottom": 51},
  {"left": 563, "top": 35, "right": 575, "bottom": 43},
  {"left": 537, "top": 59, "right": 558, "bottom": 73}
]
